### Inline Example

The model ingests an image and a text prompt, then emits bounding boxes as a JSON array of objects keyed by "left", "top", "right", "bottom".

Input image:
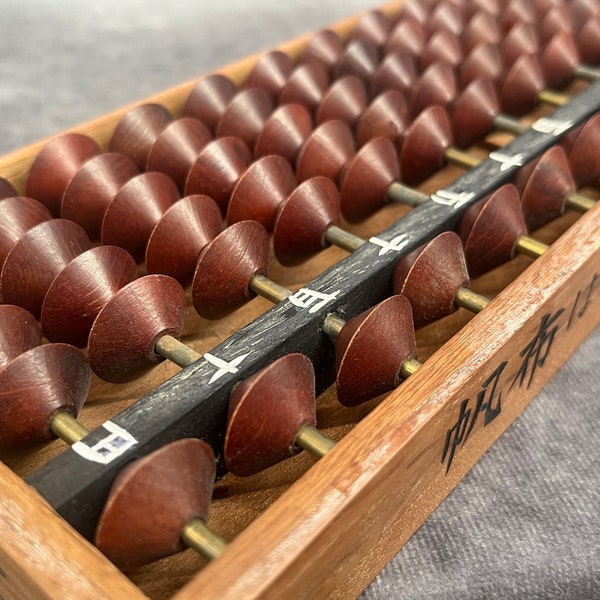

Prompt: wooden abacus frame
[{"left": 0, "top": 2, "right": 599, "bottom": 599}]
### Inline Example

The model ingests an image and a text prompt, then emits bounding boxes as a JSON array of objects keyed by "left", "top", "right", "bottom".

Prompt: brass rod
[
  {"left": 573, "top": 64, "right": 600, "bottom": 81},
  {"left": 322, "top": 314, "right": 346, "bottom": 340},
  {"left": 566, "top": 192, "right": 596, "bottom": 214},
  {"left": 181, "top": 518, "right": 227, "bottom": 561},
  {"left": 249, "top": 273, "right": 292, "bottom": 304},
  {"left": 515, "top": 235, "right": 549, "bottom": 259},
  {"left": 294, "top": 423, "right": 336, "bottom": 458},
  {"left": 155, "top": 334, "right": 201, "bottom": 368},
  {"left": 492, "top": 113, "right": 528, "bottom": 136},
  {"left": 454, "top": 287, "right": 490, "bottom": 314},
  {"left": 443, "top": 147, "right": 481, "bottom": 169},
  {"left": 538, "top": 89, "right": 568, "bottom": 107},
  {"left": 387, "top": 181, "right": 430, "bottom": 207},
  {"left": 399, "top": 357, "right": 422, "bottom": 380},
  {"left": 50, "top": 412, "right": 89, "bottom": 445},
  {"left": 325, "top": 226, "right": 365, "bottom": 253}
]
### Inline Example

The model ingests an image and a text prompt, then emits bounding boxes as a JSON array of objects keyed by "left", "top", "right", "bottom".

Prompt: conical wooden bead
[
  {"left": 95, "top": 438, "right": 216, "bottom": 570},
  {"left": 254, "top": 103, "right": 313, "bottom": 165},
  {"left": 540, "top": 33, "right": 579, "bottom": 89},
  {"left": 400, "top": 0, "right": 428, "bottom": 25},
  {"left": 401, "top": 105, "right": 452, "bottom": 186},
  {"left": 279, "top": 62, "right": 329, "bottom": 113},
  {"left": 566, "top": 113, "right": 600, "bottom": 186},
  {"left": 26, "top": 133, "right": 100, "bottom": 216},
  {"left": 393, "top": 232, "right": 470, "bottom": 327},
  {"left": 0, "top": 197, "right": 52, "bottom": 271},
  {"left": 427, "top": 1, "right": 464, "bottom": 37},
  {"left": 244, "top": 51, "right": 294, "bottom": 100},
  {"left": 421, "top": 29, "right": 463, "bottom": 69},
  {"left": 61, "top": 152, "right": 139, "bottom": 239},
  {"left": 316, "top": 76, "right": 368, "bottom": 127},
  {"left": 385, "top": 16, "right": 425, "bottom": 57},
  {"left": 520, "top": 146, "right": 576, "bottom": 231},
  {"left": 340, "top": 137, "right": 400, "bottom": 223},
  {"left": 1, "top": 220, "right": 91, "bottom": 318},
  {"left": 451, "top": 78, "right": 500, "bottom": 148},
  {"left": 459, "top": 184, "right": 527, "bottom": 277},
  {"left": 349, "top": 10, "right": 391, "bottom": 49},
  {"left": 184, "top": 136, "right": 253, "bottom": 211},
  {"left": 409, "top": 63, "right": 457, "bottom": 119},
  {"left": 192, "top": 221, "right": 270, "bottom": 319},
  {"left": 569, "top": 0, "right": 600, "bottom": 33},
  {"left": 101, "top": 172, "right": 180, "bottom": 261},
  {"left": 146, "top": 118, "right": 212, "bottom": 189},
  {"left": 370, "top": 52, "right": 418, "bottom": 97},
  {"left": 299, "top": 29, "right": 344, "bottom": 74},
  {"left": 578, "top": 17, "right": 600, "bottom": 63},
  {"left": 183, "top": 75, "right": 237, "bottom": 133},
  {"left": 88, "top": 275, "right": 187, "bottom": 382},
  {"left": 225, "top": 353, "right": 317, "bottom": 476},
  {"left": 227, "top": 156, "right": 296, "bottom": 231},
  {"left": 296, "top": 120, "right": 355, "bottom": 182},
  {"left": 336, "top": 295, "right": 417, "bottom": 407},
  {"left": 334, "top": 40, "right": 378, "bottom": 84},
  {"left": 273, "top": 177, "right": 341, "bottom": 266},
  {"left": 459, "top": 43, "right": 503, "bottom": 88},
  {"left": 356, "top": 90, "right": 407, "bottom": 148},
  {"left": 41, "top": 246, "right": 138, "bottom": 347},
  {"left": 501, "top": 54, "right": 545, "bottom": 116},
  {"left": 146, "top": 194, "right": 223, "bottom": 285},
  {"left": 501, "top": 22, "right": 539, "bottom": 66},
  {"left": 216, "top": 88, "right": 274, "bottom": 148},
  {"left": 0, "top": 177, "right": 18, "bottom": 199},
  {"left": 0, "top": 343, "right": 90, "bottom": 447},
  {"left": 109, "top": 104, "right": 173, "bottom": 169},
  {"left": 539, "top": 7, "right": 573, "bottom": 44},
  {"left": 0, "top": 305, "right": 42, "bottom": 370},
  {"left": 461, "top": 11, "right": 501, "bottom": 53},
  {"left": 500, "top": 0, "right": 535, "bottom": 33}
]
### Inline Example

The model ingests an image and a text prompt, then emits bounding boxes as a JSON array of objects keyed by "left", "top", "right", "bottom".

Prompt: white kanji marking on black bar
[
  {"left": 369, "top": 233, "right": 410, "bottom": 256},
  {"left": 488, "top": 150, "right": 527, "bottom": 171},
  {"left": 72, "top": 421, "right": 137, "bottom": 464},
  {"left": 531, "top": 117, "right": 575, "bottom": 136},
  {"left": 204, "top": 352, "right": 251, "bottom": 384},
  {"left": 289, "top": 288, "right": 339, "bottom": 313},
  {"left": 430, "top": 189, "right": 476, "bottom": 209}
]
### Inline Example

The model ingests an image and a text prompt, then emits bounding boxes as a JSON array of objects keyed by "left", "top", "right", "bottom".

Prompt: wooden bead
[
  {"left": 273, "top": 177, "right": 340, "bottom": 266},
  {"left": 296, "top": 120, "right": 355, "bottom": 182},
  {"left": 393, "top": 232, "right": 469, "bottom": 327},
  {"left": 216, "top": 88, "right": 273, "bottom": 148},
  {"left": 539, "top": 8, "right": 573, "bottom": 44},
  {"left": 146, "top": 194, "right": 223, "bottom": 285},
  {"left": 459, "top": 43, "right": 503, "bottom": 88},
  {"left": 451, "top": 78, "right": 500, "bottom": 148},
  {"left": 461, "top": 11, "right": 501, "bottom": 53},
  {"left": 501, "top": 22, "right": 539, "bottom": 67},
  {"left": 184, "top": 136, "right": 252, "bottom": 211},
  {"left": 370, "top": 52, "right": 417, "bottom": 97},
  {"left": 356, "top": 90, "right": 407, "bottom": 148},
  {"left": 227, "top": 156, "right": 296, "bottom": 230},
  {"left": 0, "top": 177, "right": 18, "bottom": 199},
  {"left": 279, "top": 62, "right": 329, "bottom": 113},
  {"left": 500, "top": 0, "right": 535, "bottom": 33},
  {"left": 244, "top": 51, "right": 294, "bottom": 100},
  {"left": 336, "top": 295, "right": 417, "bottom": 407},
  {"left": 41, "top": 246, "right": 138, "bottom": 347},
  {"left": 349, "top": 10, "right": 391, "bottom": 49},
  {"left": 578, "top": 17, "right": 600, "bottom": 63},
  {"left": 340, "top": 137, "right": 399, "bottom": 223},
  {"left": 385, "top": 16, "right": 425, "bottom": 57},
  {"left": 409, "top": 63, "right": 457, "bottom": 119},
  {"left": 427, "top": 1, "right": 464, "bottom": 37},
  {"left": 400, "top": 105, "right": 452, "bottom": 186},
  {"left": 61, "top": 153, "right": 139, "bottom": 239},
  {"left": 1, "top": 220, "right": 91, "bottom": 318},
  {"left": 95, "top": 438, "right": 216, "bottom": 570},
  {"left": 565, "top": 112, "right": 600, "bottom": 186},
  {"left": 0, "top": 343, "right": 90, "bottom": 447},
  {"left": 225, "top": 353, "right": 316, "bottom": 476},
  {"left": 519, "top": 146, "right": 576, "bottom": 231},
  {"left": 334, "top": 40, "right": 378, "bottom": 84},
  {"left": 146, "top": 118, "right": 212, "bottom": 189},
  {"left": 192, "top": 221, "right": 269, "bottom": 319},
  {"left": 421, "top": 29, "right": 463, "bottom": 70},
  {"left": 183, "top": 75, "right": 237, "bottom": 133},
  {"left": 316, "top": 76, "right": 368, "bottom": 128},
  {"left": 254, "top": 103, "right": 313, "bottom": 165},
  {"left": 26, "top": 133, "right": 100, "bottom": 216},
  {"left": 109, "top": 104, "right": 172, "bottom": 169},
  {"left": 0, "top": 305, "right": 42, "bottom": 370},
  {"left": 299, "top": 29, "right": 344, "bottom": 74},
  {"left": 458, "top": 184, "right": 527, "bottom": 277},
  {"left": 501, "top": 54, "right": 545, "bottom": 116},
  {"left": 569, "top": 0, "right": 600, "bottom": 33},
  {"left": 0, "top": 196, "right": 52, "bottom": 271},
  {"left": 101, "top": 172, "right": 180, "bottom": 261},
  {"left": 88, "top": 275, "right": 187, "bottom": 382},
  {"left": 399, "top": 0, "right": 428, "bottom": 25}
]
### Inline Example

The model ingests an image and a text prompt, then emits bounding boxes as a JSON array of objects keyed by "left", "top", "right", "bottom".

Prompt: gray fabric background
[{"left": 1, "top": 2, "right": 598, "bottom": 598}]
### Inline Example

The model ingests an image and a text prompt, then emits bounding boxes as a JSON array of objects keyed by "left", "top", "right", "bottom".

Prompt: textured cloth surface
[{"left": 1, "top": 2, "right": 599, "bottom": 599}]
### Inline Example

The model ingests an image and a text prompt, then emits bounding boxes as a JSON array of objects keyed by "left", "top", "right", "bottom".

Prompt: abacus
[{"left": 1, "top": 1, "right": 599, "bottom": 599}]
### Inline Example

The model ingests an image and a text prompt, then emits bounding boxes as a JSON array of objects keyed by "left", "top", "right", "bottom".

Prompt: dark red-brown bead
[
  {"left": 570, "top": 0, "right": 600, "bottom": 33},
  {"left": 26, "top": 133, "right": 101, "bottom": 216},
  {"left": 192, "top": 221, "right": 270, "bottom": 319},
  {"left": 254, "top": 103, "right": 313, "bottom": 165},
  {"left": 109, "top": 104, "right": 172, "bottom": 170},
  {"left": 88, "top": 275, "right": 187, "bottom": 382},
  {"left": 539, "top": 7, "right": 573, "bottom": 44},
  {"left": 0, "top": 177, "right": 18, "bottom": 199},
  {"left": 146, "top": 118, "right": 212, "bottom": 190},
  {"left": 41, "top": 246, "right": 138, "bottom": 347},
  {"left": 500, "top": 0, "right": 535, "bottom": 33},
  {"left": 183, "top": 75, "right": 237, "bottom": 133},
  {"left": 0, "top": 305, "right": 42, "bottom": 370},
  {"left": 400, "top": 105, "right": 452, "bottom": 186},
  {"left": 299, "top": 29, "right": 344, "bottom": 73},
  {"left": 459, "top": 184, "right": 527, "bottom": 277},
  {"left": 296, "top": 120, "right": 355, "bottom": 183},
  {"left": 0, "top": 196, "right": 52, "bottom": 271},
  {"left": 356, "top": 90, "right": 407, "bottom": 148},
  {"left": 244, "top": 51, "right": 294, "bottom": 100},
  {"left": 461, "top": 11, "right": 501, "bottom": 53},
  {"left": 273, "top": 177, "right": 340, "bottom": 266},
  {"left": 349, "top": 10, "right": 391, "bottom": 49},
  {"left": 519, "top": 146, "right": 576, "bottom": 231},
  {"left": 340, "top": 138, "right": 399, "bottom": 223},
  {"left": 426, "top": 1, "right": 464, "bottom": 37},
  {"left": 578, "top": 17, "right": 600, "bottom": 63},
  {"left": 279, "top": 62, "right": 329, "bottom": 113},
  {"left": 459, "top": 43, "right": 503, "bottom": 88},
  {"left": 61, "top": 152, "right": 139, "bottom": 239},
  {"left": 400, "top": 0, "right": 428, "bottom": 25},
  {"left": 216, "top": 88, "right": 274, "bottom": 149},
  {"left": 225, "top": 353, "right": 316, "bottom": 476},
  {"left": 316, "top": 76, "right": 368, "bottom": 127},
  {"left": 101, "top": 172, "right": 180, "bottom": 261},
  {"left": 393, "top": 232, "right": 470, "bottom": 327},
  {"left": 1, "top": 219, "right": 91, "bottom": 318},
  {"left": 370, "top": 52, "right": 418, "bottom": 97},
  {"left": 335, "top": 40, "right": 378, "bottom": 84},
  {"left": 501, "top": 54, "right": 545, "bottom": 116},
  {"left": 227, "top": 156, "right": 296, "bottom": 231},
  {"left": 385, "top": 16, "right": 425, "bottom": 57},
  {"left": 95, "top": 438, "right": 216, "bottom": 570},
  {"left": 336, "top": 295, "right": 417, "bottom": 407},
  {"left": 184, "top": 136, "right": 253, "bottom": 211},
  {"left": 0, "top": 343, "right": 90, "bottom": 447},
  {"left": 409, "top": 63, "right": 457, "bottom": 119},
  {"left": 501, "top": 22, "right": 539, "bottom": 67},
  {"left": 566, "top": 113, "right": 600, "bottom": 187},
  {"left": 146, "top": 194, "right": 222, "bottom": 285},
  {"left": 421, "top": 29, "right": 463, "bottom": 70}
]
